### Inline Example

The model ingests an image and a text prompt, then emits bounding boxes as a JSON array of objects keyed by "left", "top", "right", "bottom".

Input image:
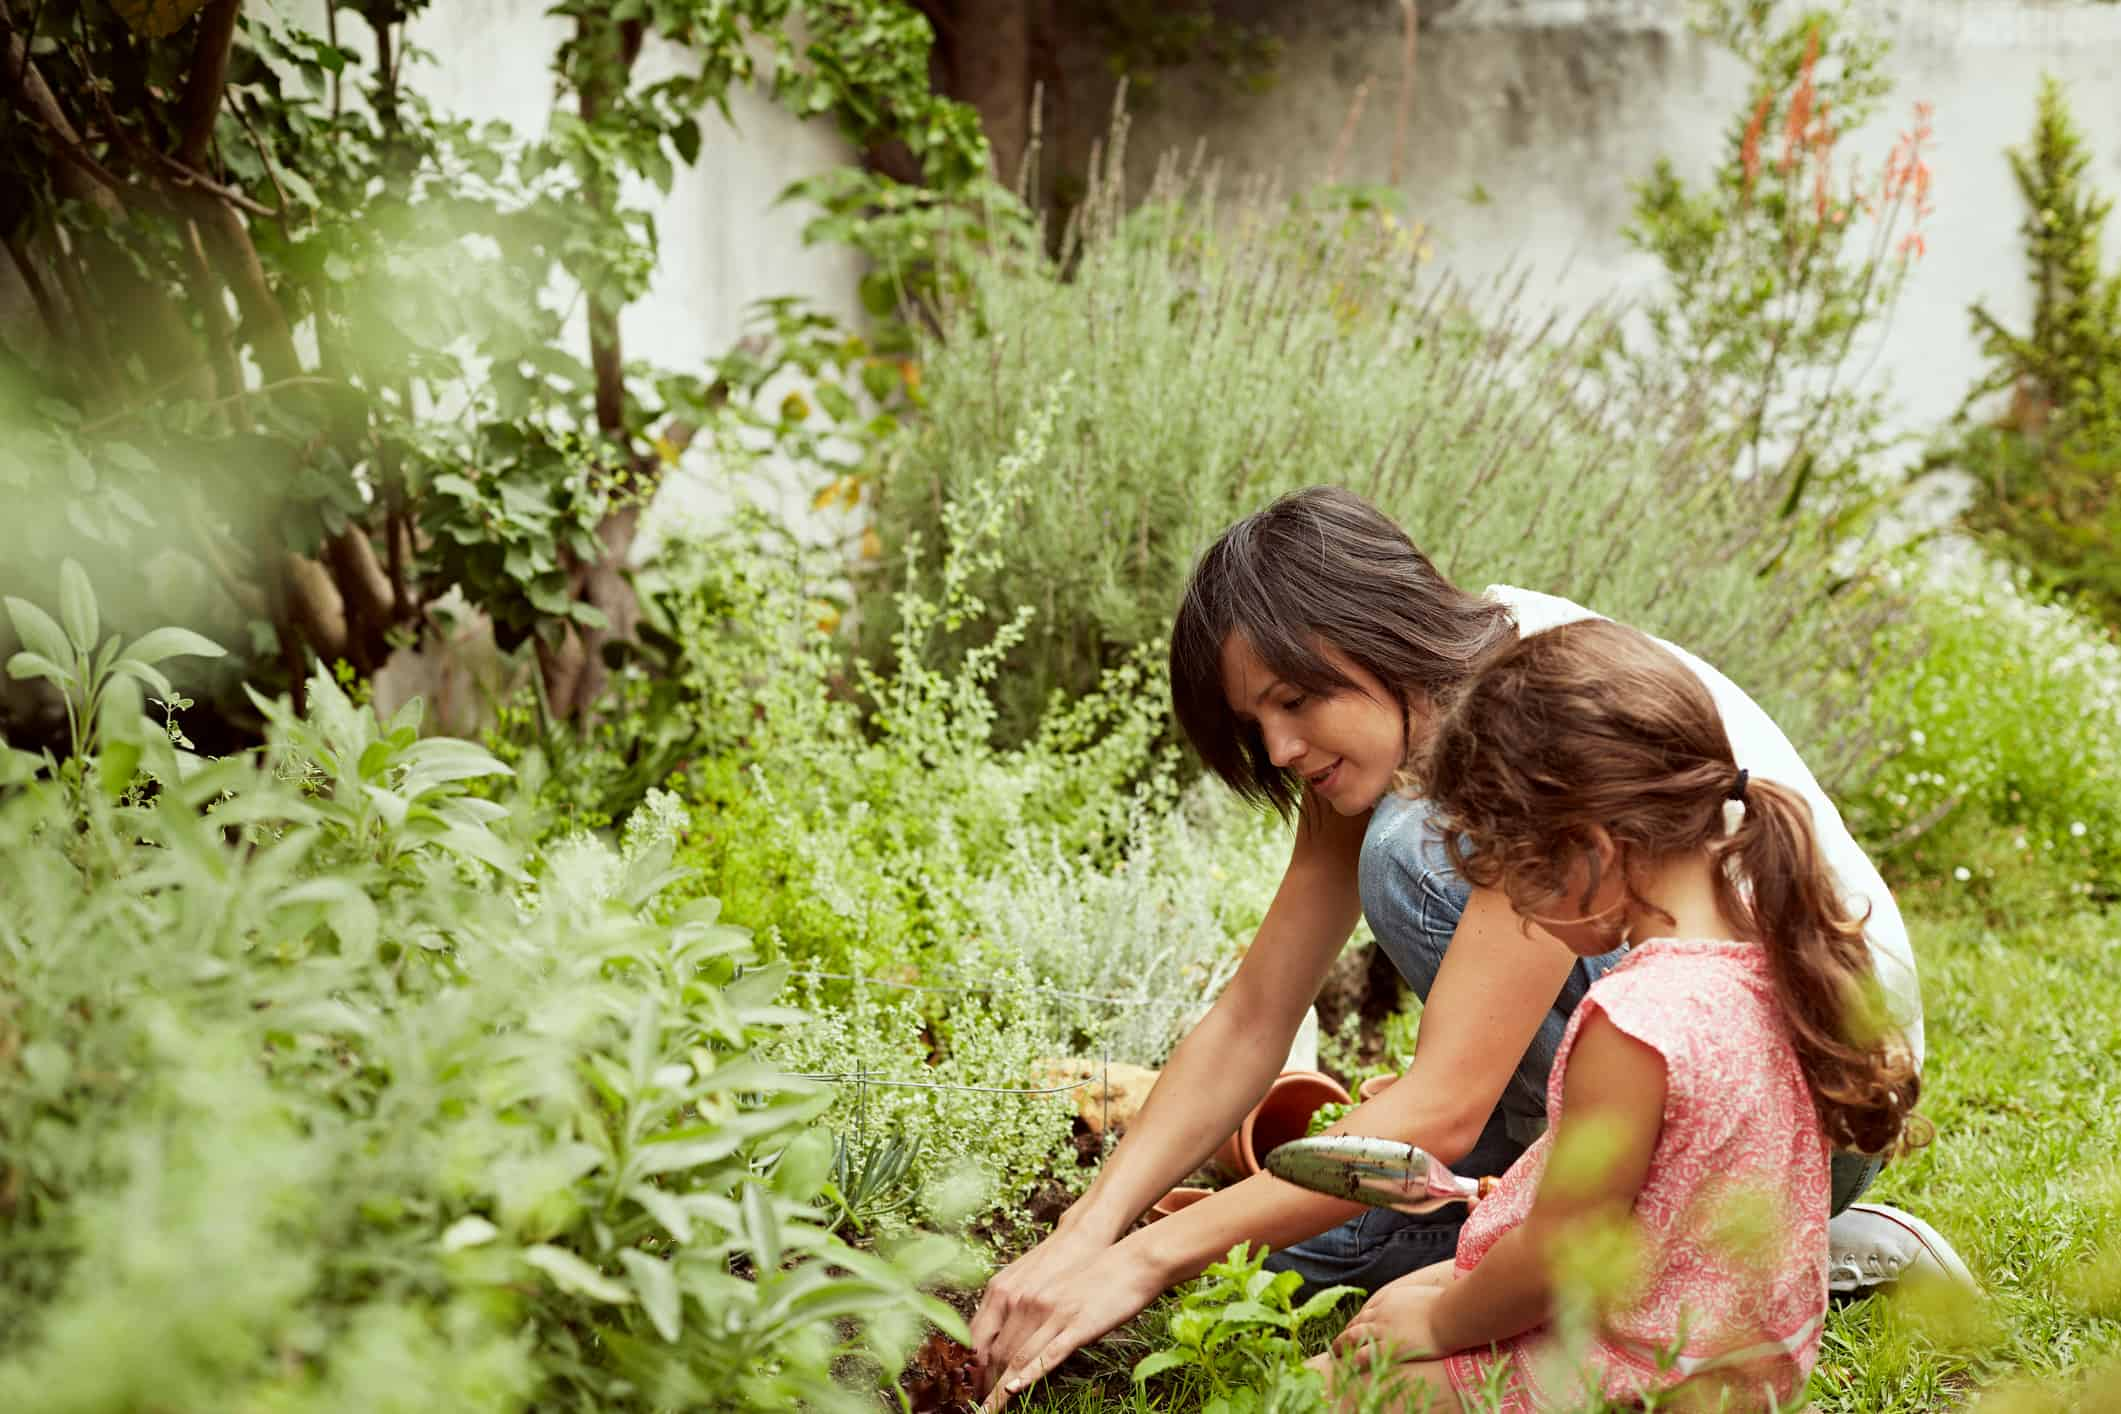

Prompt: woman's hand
[
  {"left": 1332, "top": 1274, "right": 1455, "bottom": 1363},
  {"left": 973, "top": 1236, "right": 1168, "bottom": 1411},
  {"left": 969, "top": 1222, "right": 1110, "bottom": 1379}
]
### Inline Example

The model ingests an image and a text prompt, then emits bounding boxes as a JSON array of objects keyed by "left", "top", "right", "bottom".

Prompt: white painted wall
[
  {"left": 309, "top": 0, "right": 870, "bottom": 549},
  {"left": 1072, "top": 0, "right": 2121, "bottom": 455}
]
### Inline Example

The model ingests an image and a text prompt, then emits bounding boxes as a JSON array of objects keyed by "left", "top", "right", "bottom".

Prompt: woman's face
[{"left": 1219, "top": 633, "right": 1411, "bottom": 815}]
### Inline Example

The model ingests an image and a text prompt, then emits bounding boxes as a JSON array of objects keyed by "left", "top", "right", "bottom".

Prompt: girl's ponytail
[{"left": 1712, "top": 778, "right": 1929, "bottom": 1158}]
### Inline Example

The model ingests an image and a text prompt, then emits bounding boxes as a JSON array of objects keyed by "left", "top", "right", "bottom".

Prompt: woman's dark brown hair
[
  {"left": 1170, "top": 487, "right": 1512, "bottom": 817},
  {"left": 1419, "top": 617, "right": 1928, "bottom": 1158}
]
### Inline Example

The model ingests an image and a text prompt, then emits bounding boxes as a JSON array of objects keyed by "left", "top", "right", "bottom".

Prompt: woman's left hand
[{"left": 1332, "top": 1278, "right": 1453, "bottom": 1362}]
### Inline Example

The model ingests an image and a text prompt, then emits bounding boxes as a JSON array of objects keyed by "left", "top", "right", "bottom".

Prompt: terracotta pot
[
  {"left": 1146, "top": 1186, "right": 1213, "bottom": 1223},
  {"left": 1358, "top": 1073, "right": 1398, "bottom": 1103},
  {"left": 1213, "top": 1070, "right": 1352, "bottom": 1178}
]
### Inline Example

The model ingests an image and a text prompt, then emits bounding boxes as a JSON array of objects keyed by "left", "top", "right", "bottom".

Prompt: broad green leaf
[
  {"left": 1205, "top": 1299, "right": 1290, "bottom": 1330},
  {"left": 111, "top": 0, "right": 212, "bottom": 38},
  {"left": 122, "top": 626, "right": 225, "bottom": 666},
  {"left": 626, "top": 1184, "right": 693, "bottom": 1245},
  {"left": 112, "top": 659, "right": 175, "bottom": 703},
  {"left": 57, "top": 560, "right": 96, "bottom": 655},
  {"left": 618, "top": 1250, "right": 682, "bottom": 1341},
  {"left": 5, "top": 598, "right": 72, "bottom": 669},
  {"left": 96, "top": 671, "right": 143, "bottom": 744},
  {"left": 398, "top": 737, "right": 512, "bottom": 795},
  {"left": 742, "top": 1181, "right": 781, "bottom": 1273},
  {"left": 1292, "top": 1284, "right": 1365, "bottom": 1326},
  {"left": 5, "top": 652, "right": 70, "bottom": 689},
  {"left": 524, "top": 1245, "right": 632, "bottom": 1304},
  {"left": 0, "top": 744, "right": 44, "bottom": 787},
  {"left": 96, "top": 739, "right": 141, "bottom": 798},
  {"left": 356, "top": 740, "right": 393, "bottom": 781},
  {"left": 1132, "top": 1349, "right": 1193, "bottom": 1384},
  {"left": 441, "top": 1216, "right": 501, "bottom": 1252},
  {"left": 770, "top": 1128, "right": 832, "bottom": 1200}
]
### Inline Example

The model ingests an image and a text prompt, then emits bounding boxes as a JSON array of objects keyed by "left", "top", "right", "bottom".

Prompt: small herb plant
[{"left": 1131, "top": 1244, "right": 1357, "bottom": 1413}]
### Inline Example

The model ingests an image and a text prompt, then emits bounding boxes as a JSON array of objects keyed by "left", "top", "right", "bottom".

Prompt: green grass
[
  {"left": 1012, "top": 889, "right": 2121, "bottom": 1412},
  {"left": 1808, "top": 887, "right": 2121, "bottom": 1411}
]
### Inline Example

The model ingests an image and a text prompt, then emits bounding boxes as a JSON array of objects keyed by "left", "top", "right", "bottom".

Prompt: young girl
[{"left": 1316, "top": 617, "right": 1929, "bottom": 1411}]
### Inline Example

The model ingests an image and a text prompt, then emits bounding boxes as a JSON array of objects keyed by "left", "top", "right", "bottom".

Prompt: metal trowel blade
[{"left": 1262, "top": 1135, "right": 1482, "bottom": 1215}]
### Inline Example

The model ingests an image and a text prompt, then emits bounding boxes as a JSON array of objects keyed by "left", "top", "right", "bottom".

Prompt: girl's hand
[{"left": 1333, "top": 1277, "right": 1454, "bottom": 1362}]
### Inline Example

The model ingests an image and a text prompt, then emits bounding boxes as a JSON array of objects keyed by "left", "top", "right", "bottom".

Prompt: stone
[{"left": 1032, "top": 1058, "right": 1162, "bottom": 1137}]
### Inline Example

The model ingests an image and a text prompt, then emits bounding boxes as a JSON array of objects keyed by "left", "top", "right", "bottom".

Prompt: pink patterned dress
[{"left": 1444, "top": 938, "right": 1831, "bottom": 1411}]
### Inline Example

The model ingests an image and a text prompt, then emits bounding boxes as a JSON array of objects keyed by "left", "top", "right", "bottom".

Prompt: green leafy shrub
[
  {"left": 1129, "top": 1244, "right": 1373, "bottom": 1414},
  {"left": 866, "top": 147, "right": 1895, "bottom": 781},
  {"left": 1611, "top": 2, "right": 1932, "bottom": 522},
  {"left": 638, "top": 394, "right": 1181, "bottom": 980},
  {"left": 0, "top": 579, "right": 962, "bottom": 1410},
  {"left": 1958, "top": 74, "right": 2121, "bottom": 625},
  {"left": 1845, "top": 552, "right": 2121, "bottom": 906}
]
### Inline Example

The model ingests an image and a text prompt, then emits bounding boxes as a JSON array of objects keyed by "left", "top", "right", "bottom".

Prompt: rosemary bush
[{"left": 869, "top": 144, "right": 1893, "bottom": 784}]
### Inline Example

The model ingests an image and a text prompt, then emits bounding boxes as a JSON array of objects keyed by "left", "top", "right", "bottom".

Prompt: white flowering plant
[{"left": 1844, "top": 549, "right": 2121, "bottom": 902}]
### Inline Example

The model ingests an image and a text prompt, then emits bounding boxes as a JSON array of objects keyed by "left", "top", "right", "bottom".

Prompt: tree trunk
[{"left": 952, "top": 0, "right": 1034, "bottom": 189}]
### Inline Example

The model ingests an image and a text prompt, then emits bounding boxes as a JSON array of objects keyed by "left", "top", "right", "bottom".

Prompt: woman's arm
[
  {"left": 976, "top": 827, "right": 1595, "bottom": 1405},
  {"left": 971, "top": 801, "right": 1369, "bottom": 1400},
  {"left": 1426, "top": 1014, "right": 1667, "bottom": 1353},
  {"left": 1057, "top": 801, "right": 1371, "bottom": 1241}
]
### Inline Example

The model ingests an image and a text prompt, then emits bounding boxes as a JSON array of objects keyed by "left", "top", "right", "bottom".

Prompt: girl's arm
[{"left": 1426, "top": 1013, "right": 1667, "bottom": 1354}]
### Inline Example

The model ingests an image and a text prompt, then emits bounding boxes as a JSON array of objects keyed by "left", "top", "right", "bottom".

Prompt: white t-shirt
[{"left": 1487, "top": 584, "right": 1926, "bottom": 1066}]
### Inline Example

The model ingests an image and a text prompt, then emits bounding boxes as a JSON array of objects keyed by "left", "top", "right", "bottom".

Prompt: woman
[{"left": 970, "top": 487, "right": 1951, "bottom": 1410}]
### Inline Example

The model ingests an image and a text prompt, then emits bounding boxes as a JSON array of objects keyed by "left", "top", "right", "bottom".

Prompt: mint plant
[{"left": 1131, "top": 1244, "right": 1358, "bottom": 1413}]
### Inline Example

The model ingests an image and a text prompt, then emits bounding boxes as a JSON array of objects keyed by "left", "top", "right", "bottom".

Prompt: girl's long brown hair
[{"left": 1419, "top": 618, "right": 1927, "bottom": 1158}]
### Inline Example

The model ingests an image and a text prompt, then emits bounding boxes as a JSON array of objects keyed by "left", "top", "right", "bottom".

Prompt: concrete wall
[
  {"left": 1059, "top": 0, "right": 2121, "bottom": 452},
  {"left": 389, "top": 0, "right": 868, "bottom": 547}
]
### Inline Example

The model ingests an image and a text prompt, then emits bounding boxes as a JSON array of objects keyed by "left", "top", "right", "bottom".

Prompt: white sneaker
[{"left": 1826, "top": 1202, "right": 1977, "bottom": 1297}]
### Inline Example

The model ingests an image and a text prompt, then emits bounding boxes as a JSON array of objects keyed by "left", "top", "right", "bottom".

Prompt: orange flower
[{"left": 1740, "top": 93, "right": 1771, "bottom": 197}]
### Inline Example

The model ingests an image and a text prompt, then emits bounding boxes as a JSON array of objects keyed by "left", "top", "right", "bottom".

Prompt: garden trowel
[{"left": 1262, "top": 1135, "right": 1493, "bottom": 1215}]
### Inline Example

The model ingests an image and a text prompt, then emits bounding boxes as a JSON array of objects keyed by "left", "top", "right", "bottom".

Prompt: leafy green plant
[
  {"left": 1606, "top": 1, "right": 1935, "bottom": 527},
  {"left": 0, "top": 0, "right": 984, "bottom": 731},
  {"left": 1958, "top": 74, "right": 2121, "bottom": 624},
  {"left": 636, "top": 389, "right": 1181, "bottom": 981},
  {"left": 4, "top": 557, "right": 224, "bottom": 775},
  {"left": 0, "top": 571, "right": 967, "bottom": 1410},
  {"left": 1844, "top": 552, "right": 2121, "bottom": 905},
  {"left": 864, "top": 125, "right": 1900, "bottom": 786},
  {"left": 1130, "top": 1244, "right": 1356, "bottom": 1413},
  {"left": 824, "top": 1128, "right": 927, "bottom": 1236}
]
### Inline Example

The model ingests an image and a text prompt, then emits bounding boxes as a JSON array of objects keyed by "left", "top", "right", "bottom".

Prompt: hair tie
[{"left": 1726, "top": 768, "right": 1750, "bottom": 803}]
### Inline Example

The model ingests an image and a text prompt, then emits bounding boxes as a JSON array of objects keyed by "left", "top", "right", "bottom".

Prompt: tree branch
[
  {"left": 180, "top": 217, "right": 246, "bottom": 414},
  {"left": 176, "top": 0, "right": 243, "bottom": 170},
  {"left": 1, "top": 27, "right": 127, "bottom": 217},
  {"left": 154, "top": 149, "right": 282, "bottom": 219},
  {"left": 191, "top": 196, "right": 301, "bottom": 381}
]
